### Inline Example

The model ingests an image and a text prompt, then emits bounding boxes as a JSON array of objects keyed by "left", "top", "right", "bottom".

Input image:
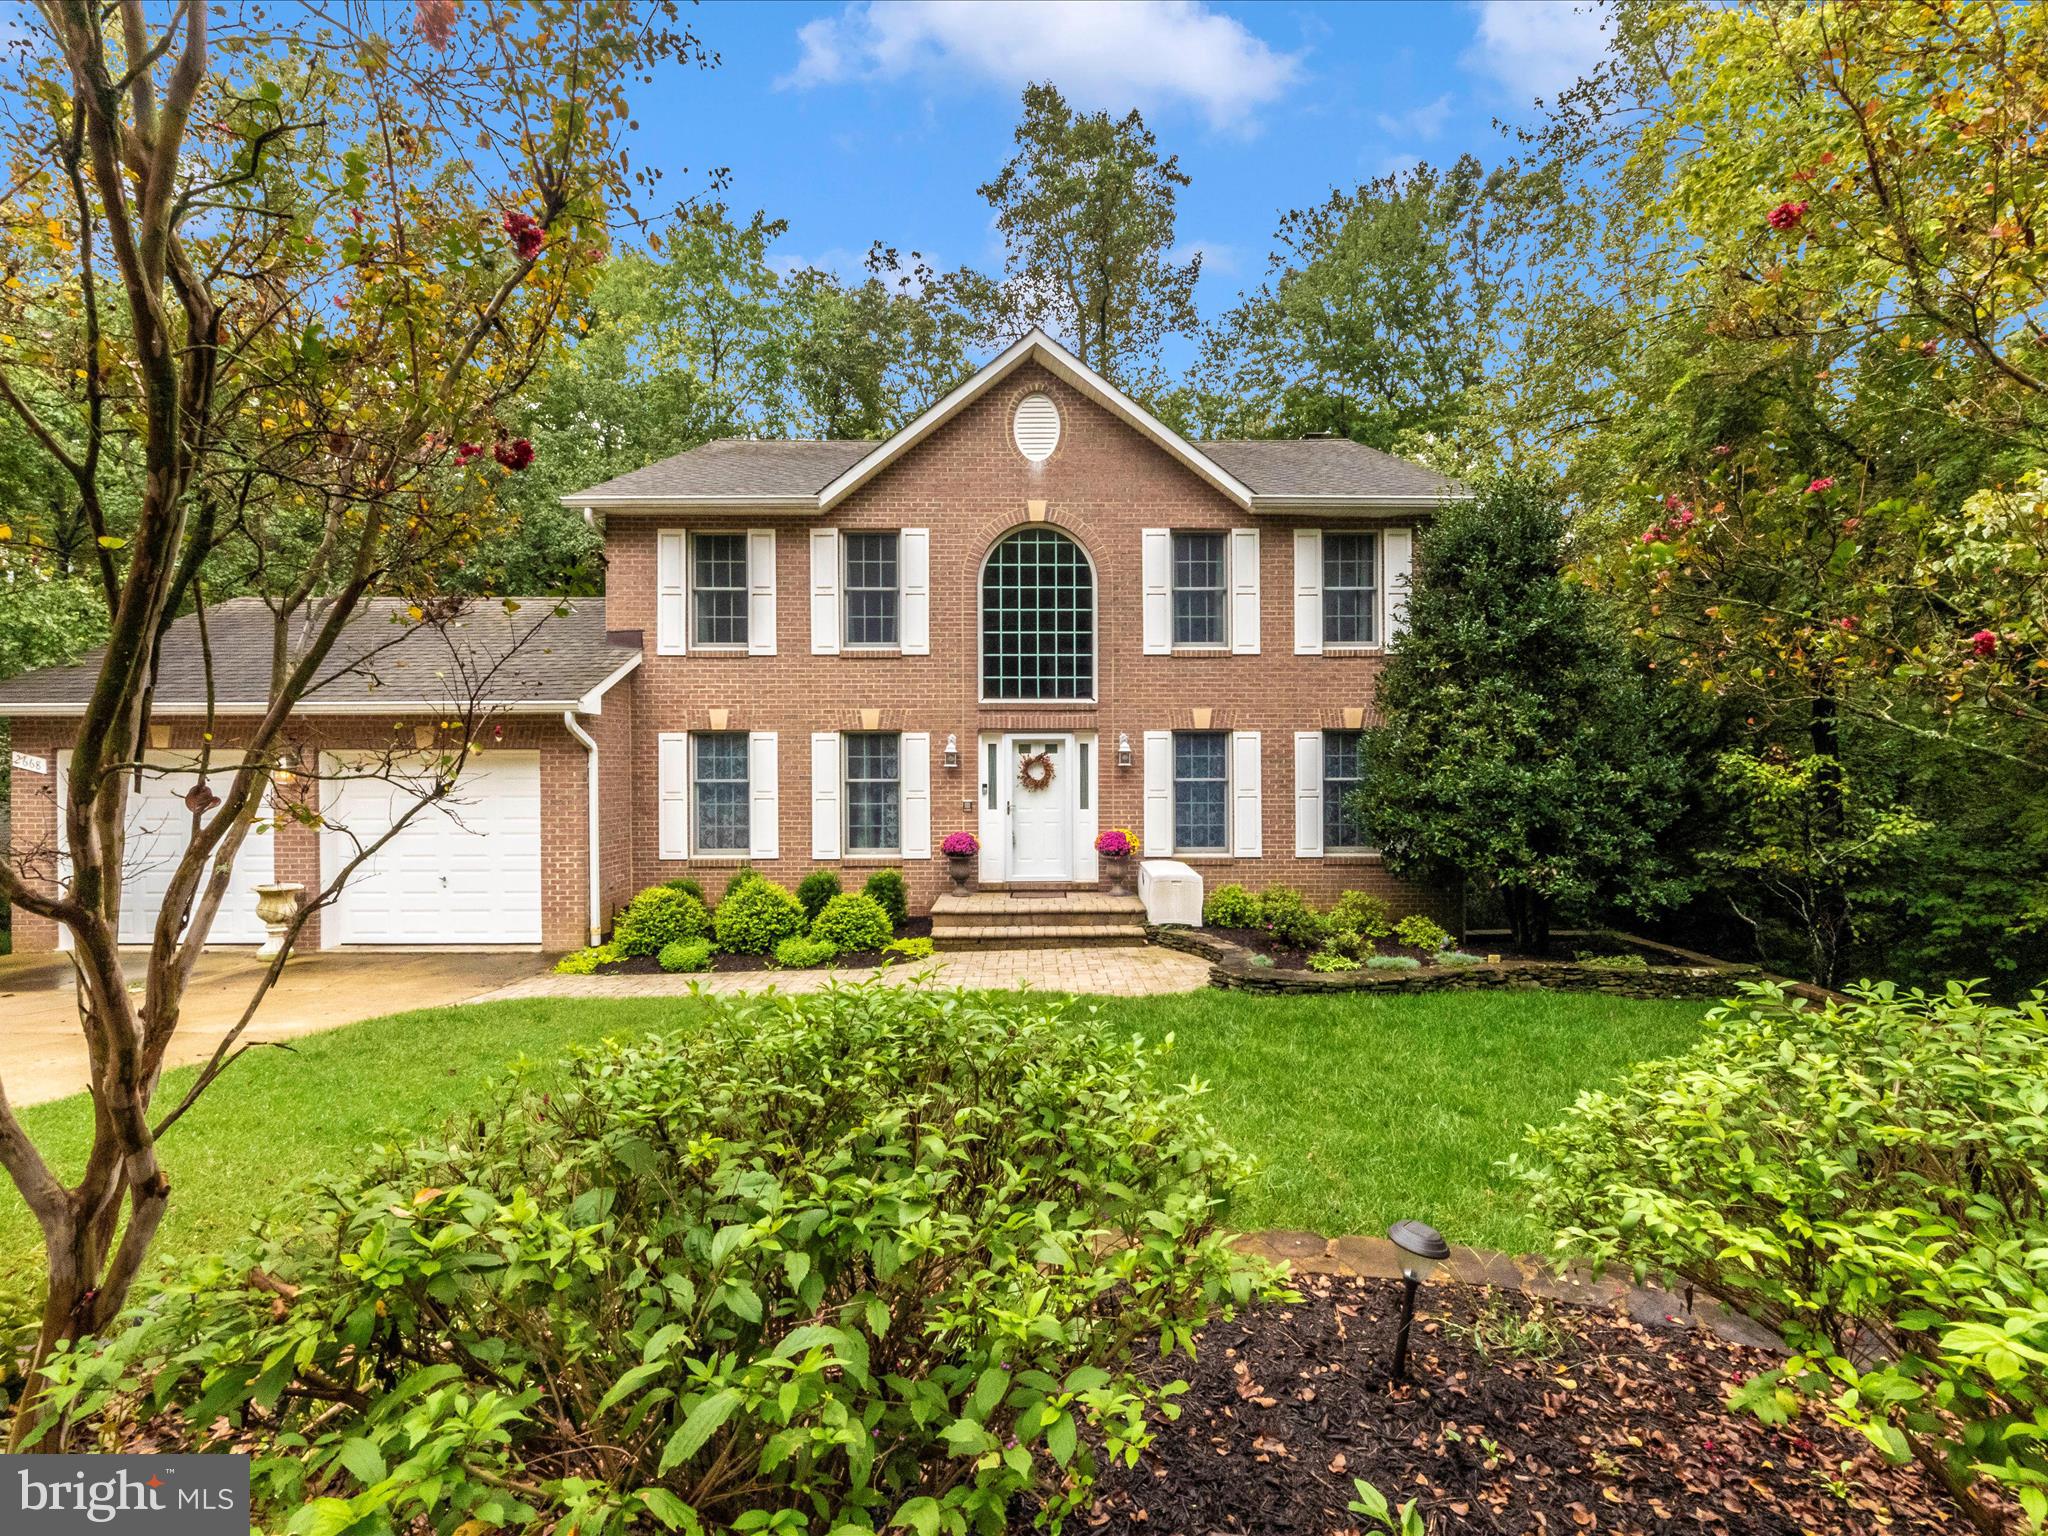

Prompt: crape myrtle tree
[
  {"left": 0, "top": 0, "right": 699, "bottom": 1445},
  {"left": 1357, "top": 476, "right": 1694, "bottom": 953}
]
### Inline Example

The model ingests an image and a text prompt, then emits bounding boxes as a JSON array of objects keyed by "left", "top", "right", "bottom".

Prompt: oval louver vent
[{"left": 1012, "top": 392, "right": 1061, "bottom": 463}]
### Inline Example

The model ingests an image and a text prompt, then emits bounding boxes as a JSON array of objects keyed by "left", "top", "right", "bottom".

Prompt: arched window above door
[{"left": 980, "top": 527, "right": 1095, "bottom": 701}]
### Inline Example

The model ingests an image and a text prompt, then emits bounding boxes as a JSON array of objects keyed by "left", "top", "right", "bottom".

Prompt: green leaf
[
  {"left": 660, "top": 1388, "right": 743, "bottom": 1473},
  {"left": 597, "top": 1358, "right": 668, "bottom": 1415},
  {"left": 890, "top": 1495, "right": 941, "bottom": 1536},
  {"left": 1045, "top": 1410, "right": 1077, "bottom": 1466},
  {"left": 333, "top": 1436, "right": 386, "bottom": 1486},
  {"left": 636, "top": 1487, "right": 700, "bottom": 1532}
]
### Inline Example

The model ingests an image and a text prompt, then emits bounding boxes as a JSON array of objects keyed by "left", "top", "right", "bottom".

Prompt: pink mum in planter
[
  {"left": 1095, "top": 829, "right": 1135, "bottom": 857},
  {"left": 941, "top": 831, "right": 979, "bottom": 857}
]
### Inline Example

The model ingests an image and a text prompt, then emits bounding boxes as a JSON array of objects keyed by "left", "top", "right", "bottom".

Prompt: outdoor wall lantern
[
  {"left": 1386, "top": 1218, "right": 1450, "bottom": 1382},
  {"left": 944, "top": 734, "right": 960, "bottom": 770},
  {"left": 1117, "top": 732, "right": 1132, "bottom": 769}
]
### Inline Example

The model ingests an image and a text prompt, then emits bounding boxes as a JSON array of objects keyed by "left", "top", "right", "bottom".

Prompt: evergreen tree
[{"left": 1359, "top": 477, "right": 1693, "bottom": 951}]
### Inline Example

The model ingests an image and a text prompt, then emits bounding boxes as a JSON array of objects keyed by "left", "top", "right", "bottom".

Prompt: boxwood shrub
[
  {"left": 614, "top": 885, "right": 712, "bottom": 956},
  {"left": 657, "top": 937, "right": 713, "bottom": 973},
  {"left": 861, "top": 868, "right": 908, "bottom": 928},
  {"left": 773, "top": 934, "right": 839, "bottom": 968},
  {"left": 1255, "top": 886, "right": 1326, "bottom": 949},
  {"left": 795, "top": 870, "right": 842, "bottom": 923},
  {"left": 1201, "top": 882, "right": 1260, "bottom": 928},
  {"left": 712, "top": 877, "right": 805, "bottom": 954},
  {"left": 810, "top": 892, "right": 892, "bottom": 953},
  {"left": 48, "top": 983, "right": 1269, "bottom": 1535}
]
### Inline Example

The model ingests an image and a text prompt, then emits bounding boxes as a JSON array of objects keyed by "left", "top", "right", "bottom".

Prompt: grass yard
[{"left": 0, "top": 984, "right": 1708, "bottom": 1288}]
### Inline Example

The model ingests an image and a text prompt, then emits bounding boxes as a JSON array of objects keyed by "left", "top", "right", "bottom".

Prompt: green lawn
[{"left": 0, "top": 985, "right": 1707, "bottom": 1286}]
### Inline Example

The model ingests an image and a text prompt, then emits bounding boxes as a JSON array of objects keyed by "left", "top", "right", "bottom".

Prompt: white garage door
[
  {"left": 57, "top": 750, "right": 275, "bottom": 946},
  {"left": 320, "top": 751, "right": 543, "bottom": 945}
]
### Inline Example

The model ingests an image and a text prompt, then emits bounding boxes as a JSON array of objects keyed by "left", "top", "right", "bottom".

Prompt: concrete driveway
[{"left": 0, "top": 947, "right": 551, "bottom": 1107}]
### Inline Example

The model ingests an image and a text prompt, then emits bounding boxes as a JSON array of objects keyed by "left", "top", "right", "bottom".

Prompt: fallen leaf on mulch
[{"left": 1064, "top": 1274, "right": 1969, "bottom": 1535}]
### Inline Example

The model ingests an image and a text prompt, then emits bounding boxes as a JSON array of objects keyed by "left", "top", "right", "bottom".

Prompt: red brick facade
[{"left": 602, "top": 360, "right": 1455, "bottom": 927}]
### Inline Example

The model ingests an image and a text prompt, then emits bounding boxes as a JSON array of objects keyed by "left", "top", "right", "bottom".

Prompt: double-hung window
[
  {"left": 692, "top": 733, "right": 750, "bottom": 853},
  {"left": 1173, "top": 732, "right": 1229, "bottom": 853},
  {"left": 692, "top": 533, "right": 749, "bottom": 648},
  {"left": 844, "top": 532, "right": 899, "bottom": 648},
  {"left": 1171, "top": 531, "right": 1226, "bottom": 647},
  {"left": 1322, "top": 531, "right": 1378, "bottom": 647},
  {"left": 1322, "top": 730, "right": 1368, "bottom": 850},
  {"left": 845, "top": 733, "right": 901, "bottom": 853}
]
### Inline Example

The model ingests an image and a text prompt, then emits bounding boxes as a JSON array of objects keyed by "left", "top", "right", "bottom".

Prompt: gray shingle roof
[
  {"left": 0, "top": 597, "right": 636, "bottom": 714},
  {"left": 571, "top": 439, "right": 874, "bottom": 501},
  {"left": 564, "top": 433, "right": 1461, "bottom": 504},
  {"left": 1200, "top": 438, "right": 1468, "bottom": 500}
]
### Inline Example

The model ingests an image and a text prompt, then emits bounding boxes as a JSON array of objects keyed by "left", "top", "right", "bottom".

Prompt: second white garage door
[{"left": 320, "top": 751, "right": 543, "bottom": 946}]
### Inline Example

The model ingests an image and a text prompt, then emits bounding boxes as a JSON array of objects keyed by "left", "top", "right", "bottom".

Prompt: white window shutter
[
  {"left": 1232, "top": 731, "right": 1263, "bottom": 858},
  {"left": 1294, "top": 732, "right": 1324, "bottom": 858},
  {"left": 657, "top": 530, "right": 688, "bottom": 656},
  {"left": 900, "top": 731, "right": 931, "bottom": 858},
  {"left": 900, "top": 528, "right": 930, "bottom": 655},
  {"left": 1383, "top": 527, "right": 1414, "bottom": 645},
  {"left": 810, "top": 732, "right": 841, "bottom": 860},
  {"left": 1293, "top": 529, "right": 1322, "bottom": 655},
  {"left": 748, "top": 529, "right": 777, "bottom": 655},
  {"left": 1141, "top": 529, "right": 1171, "bottom": 655},
  {"left": 748, "top": 732, "right": 779, "bottom": 858},
  {"left": 1142, "top": 731, "right": 1173, "bottom": 854},
  {"left": 810, "top": 529, "right": 840, "bottom": 655},
  {"left": 1230, "top": 528, "right": 1261, "bottom": 655},
  {"left": 657, "top": 732, "right": 689, "bottom": 858}
]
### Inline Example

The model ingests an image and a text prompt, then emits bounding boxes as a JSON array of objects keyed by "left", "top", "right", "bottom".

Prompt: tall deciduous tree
[
  {"left": 976, "top": 82, "right": 1200, "bottom": 392},
  {"left": 1360, "top": 477, "right": 1694, "bottom": 952},
  {"left": 0, "top": 0, "right": 697, "bottom": 1442}
]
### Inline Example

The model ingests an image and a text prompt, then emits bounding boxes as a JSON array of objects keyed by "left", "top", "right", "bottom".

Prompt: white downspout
[{"left": 563, "top": 710, "right": 603, "bottom": 946}]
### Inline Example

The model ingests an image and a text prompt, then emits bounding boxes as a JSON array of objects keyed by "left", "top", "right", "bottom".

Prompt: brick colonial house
[{"left": 1, "top": 330, "right": 1465, "bottom": 953}]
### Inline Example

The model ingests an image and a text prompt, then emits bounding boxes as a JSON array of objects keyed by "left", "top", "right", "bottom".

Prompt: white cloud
[
  {"left": 1461, "top": 0, "right": 1611, "bottom": 103},
  {"left": 1177, "top": 239, "right": 1241, "bottom": 278},
  {"left": 779, "top": 1, "right": 1304, "bottom": 131},
  {"left": 1374, "top": 93, "right": 1454, "bottom": 142}
]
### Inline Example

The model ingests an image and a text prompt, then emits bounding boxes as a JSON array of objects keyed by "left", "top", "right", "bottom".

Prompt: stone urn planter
[
  {"left": 940, "top": 832, "right": 980, "bottom": 893},
  {"left": 1101, "top": 856, "right": 1133, "bottom": 894},
  {"left": 253, "top": 881, "right": 305, "bottom": 959},
  {"left": 1095, "top": 829, "right": 1137, "bottom": 894}
]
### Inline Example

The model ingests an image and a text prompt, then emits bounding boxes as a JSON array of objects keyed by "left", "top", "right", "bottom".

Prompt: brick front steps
[
  {"left": 1231, "top": 1229, "right": 1783, "bottom": 1352},
  {"left": 931, "top": 890, "right": 1148, "bottom": 950},
  {"left": 1150, "top": 924, "right": 1765, "bottom": 1001}
]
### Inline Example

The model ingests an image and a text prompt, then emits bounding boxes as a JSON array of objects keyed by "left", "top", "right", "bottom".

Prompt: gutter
[{"left": 562, "top": 710, "right": 604, "bottom": 947}]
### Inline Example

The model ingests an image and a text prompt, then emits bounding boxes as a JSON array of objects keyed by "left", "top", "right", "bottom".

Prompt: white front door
[
  {"left": 1004, "top": 735, "right": 1074, "bottom": 881},
  {"left": 321, "top": 751, "right": 543, "bottom": 945}
]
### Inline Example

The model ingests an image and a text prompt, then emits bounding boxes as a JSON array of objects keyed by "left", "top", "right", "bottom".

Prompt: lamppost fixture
[
  {"left": 1386, "top": 1219, "right": 1449, "bottom": 1382},
  {"left": 1116, "top": 732, "right": 1132, "bottom": 769},
  {"left": 943, "top": 734, "right": 959, "bottom": 770}
]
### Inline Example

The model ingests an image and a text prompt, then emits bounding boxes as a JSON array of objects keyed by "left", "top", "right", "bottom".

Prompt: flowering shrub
[
  {"left": 941, "top": 830, "right": 980, "bottom": 856},
  {"left": 1329, "top": 890, "right": 1394, "bottom": 940},
  {"left": 711, "top": 877, "right": 805, "bottom": 954},
  {"left": 1095, "top": 828, "right": 1134, "bottom": 857},
  {"left": 1517, "top": 982, "right": 2048, "bottom": 1534},
  {"left": 809, "top": 892, "right": 892, "bottom": 953},
  {"left": 612, "top": 885, "right": 711, "bottom": 957},
  {"left": 657, "top": 938, "right": 713, "bottom": 974},
  {"left": 46, "top": 983, "right": 1271, "bottom": 1533},
  {"left": 1255, "top": 886, "right": 1327, "bottom": 949},
  {"left": 1393, "top": 914, "right": 1452, "bottom": 952}
]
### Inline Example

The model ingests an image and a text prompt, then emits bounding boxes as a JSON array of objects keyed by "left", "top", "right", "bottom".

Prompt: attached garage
[
  {"left": 57, "top": 750, "right": 275, "bottom": 946},
  {"left": 319, "top": 752, "right": 544, "bottom": 946}
]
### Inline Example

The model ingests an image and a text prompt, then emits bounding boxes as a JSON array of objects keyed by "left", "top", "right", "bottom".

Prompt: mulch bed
[
  {"left": 1075, "top": 1275, "right": 1966, "bottom": 1535},
  {"left": 1209, "top": 929, "right": 1452, "bottom": 972},
  {"left": 598, "top": 917, "right": 933, "bottom": 975}
]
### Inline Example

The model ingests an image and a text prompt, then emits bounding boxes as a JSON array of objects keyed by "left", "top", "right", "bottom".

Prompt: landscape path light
[{"left": 1386, "top": 1218, "right": 1449, "bottom": 1382}]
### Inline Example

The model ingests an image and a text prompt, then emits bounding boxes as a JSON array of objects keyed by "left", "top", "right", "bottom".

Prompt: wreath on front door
[{"left": 1017, "top": 750, "right": 1056, "bottom": 793}]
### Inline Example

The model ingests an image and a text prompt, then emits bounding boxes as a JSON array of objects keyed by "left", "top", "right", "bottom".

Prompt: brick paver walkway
[{"left": 475, "top": 943, "right": 1210, "bottom": 1004}]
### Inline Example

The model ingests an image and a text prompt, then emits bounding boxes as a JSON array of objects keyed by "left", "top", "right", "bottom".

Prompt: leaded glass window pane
[
  {"left": 844, "top": 532, "right": 899, "bottom": 647},
  {"left": 845, "top": 733, "right": 900, "bottom": 852},
  {"left": 1172, "top": 531, "right": 1225, "bottom": 646},
  {"left": 1322, "top": 531, "right": 1377, "bottom": 646},
  {"left": 980, "top": 528, "right": 1095, "bottom": 700},
  {"left": 693, "top": 733, "right": 749, "bottom": 853},
  {"left": 1174, "top": 732, "right": 1228, "bottom": 853},
  {"left": 1323, "top": 730, "right": 1368, "bottom": 849},
  {"left": 692, "top": 533, "right": 749, "bottom": 647}
]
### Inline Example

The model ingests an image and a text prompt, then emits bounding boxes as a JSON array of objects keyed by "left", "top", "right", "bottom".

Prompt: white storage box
[{"left": 1138, "top": 859, "right": 1204, "bottom": 926}]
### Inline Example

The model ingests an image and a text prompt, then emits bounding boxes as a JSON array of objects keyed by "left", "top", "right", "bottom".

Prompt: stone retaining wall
[{"left": 1147, "top": 925, "right": 1764, "bottom": 1001}]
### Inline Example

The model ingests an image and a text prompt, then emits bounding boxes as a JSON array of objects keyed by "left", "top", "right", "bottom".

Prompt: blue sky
[{"left": 629, "top": 1, "right": 1611, "bottom": 359}]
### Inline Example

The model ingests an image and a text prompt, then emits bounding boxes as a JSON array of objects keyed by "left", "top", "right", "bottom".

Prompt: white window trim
[
  {"left": 841, "top": 730, "right": 904, "bottom": 857},
  {"left": 1319, "top": 527, "right": 1383, "bottom": 652},
  {"left": 688, "top": 730, "right": 755, "bottom": 859},
  {"left": 1169, "top": 728, "right": 1233, "bottom": 857},
  {"left": 1320, "top": 728, "right": 1373, "bottom": 854},
  {"left": 1169, "top": 529, "right": 1231, "bottom": 652},
  {"left": 977, "top": 528, "right": 1100, "bottom": 706},
  {"left": 841, "top": 530, "right": 903, "bottom": 652}
]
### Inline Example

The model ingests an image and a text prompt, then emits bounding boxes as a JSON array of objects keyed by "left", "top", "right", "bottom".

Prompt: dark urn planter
[
  {"left": 1103, "top": 855, "right": 1133, "bottom": 894},
  {"left": 946, "top": 853, "right": 975, "bottom": 893}
]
